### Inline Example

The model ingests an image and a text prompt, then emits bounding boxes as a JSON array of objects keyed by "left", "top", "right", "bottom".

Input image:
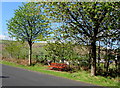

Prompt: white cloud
[
  {"left": 1, "top": 0, "right": 27, "bottom": 2},
  {"left": 0, "top": 35, "right": 6, "bottom": 40},
  {"left": 37, "top": 41, "right": 47, "bottom": 43},
  {"left": 0, "top": 34, "right": 13, "bottom": 40}
]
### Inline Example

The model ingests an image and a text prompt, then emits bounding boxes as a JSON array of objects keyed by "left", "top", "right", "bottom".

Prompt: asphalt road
[{"left": 1, "top": 64, "right": 96, "bottom": 86}]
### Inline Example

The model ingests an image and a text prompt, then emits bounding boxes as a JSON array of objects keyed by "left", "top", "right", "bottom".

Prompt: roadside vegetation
[
  {"left": 1, "top": 40, "right": 120, "bottom": 87},
  {"left": 1, "top": 2, "right": 120, "bottom": 87},
  {"left": 1, "top": 60, "right": 119, "bottom": 87}
]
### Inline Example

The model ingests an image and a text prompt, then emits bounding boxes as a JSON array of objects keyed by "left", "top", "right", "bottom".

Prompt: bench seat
[{"left": 48, "top": 63, "right": 67, "bottom": 71}]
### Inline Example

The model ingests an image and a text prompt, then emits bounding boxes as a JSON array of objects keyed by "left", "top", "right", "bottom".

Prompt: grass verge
[{"left": 1, "top": 60, "right": 119, "bottom": 87}]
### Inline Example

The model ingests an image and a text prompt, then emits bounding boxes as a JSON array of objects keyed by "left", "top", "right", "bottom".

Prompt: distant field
[
  {"left": 1, "top": 40, "right": 47, "bottom": 59},
  {"left": 1, "top": 39, "right": 106, "bottom": 59}
]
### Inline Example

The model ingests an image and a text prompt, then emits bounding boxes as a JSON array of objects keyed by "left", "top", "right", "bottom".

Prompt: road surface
[{"left": 1, "top": 64, "right": 96, "bottom": 86}]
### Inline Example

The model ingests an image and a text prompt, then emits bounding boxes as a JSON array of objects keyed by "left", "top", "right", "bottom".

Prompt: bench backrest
[{"left": 50, "top": 63, "right": 67, "bottom": 67}]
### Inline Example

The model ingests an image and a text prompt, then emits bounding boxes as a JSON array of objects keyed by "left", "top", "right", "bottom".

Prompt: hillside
[{"left": 1, "top": 40, "right": 108, "bottom": 59}]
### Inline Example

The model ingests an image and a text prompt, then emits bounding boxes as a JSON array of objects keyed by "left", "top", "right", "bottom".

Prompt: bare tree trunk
[
  {"left": 104, "top": 48, "right": 108, "bottom": 70},
  {"left": 98, "top": 40, "right": 100, "bottom": 67},
  {"left": 17, "top": 54, "right": 19, "bottom": 59},
  {"left": 115, "top": 58, "right": 117, "bottom": 70},
  {"left": 106, "top": 39, "right": 111, "bottom": 74},
  {"left": 117, "top": 55, "right": 120, "bottom": 75},
  {"left": 91, "top": 41, "right": 96, "bottom": 76},
  {"left": 88, "top": 46, "right": 92, "bottom": 69},
  {"left": 53, "top": 56, "right": 55, "bottom": 63},
  {"left": 106, "top": 54, "right": 110, "bottom": 73},
  {"left": 28, "top": 42, "right": 32, "bottom": 66},
  {"left": 104, "top": 38, "right": 108, "bottom": 73}
]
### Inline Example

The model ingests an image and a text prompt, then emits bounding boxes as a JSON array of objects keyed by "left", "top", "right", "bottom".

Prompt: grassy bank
[{"left": 1, "top": 60, "right": 119, "bottom": 87}]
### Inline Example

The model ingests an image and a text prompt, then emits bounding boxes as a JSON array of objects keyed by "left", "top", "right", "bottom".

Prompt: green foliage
[
  {"left": 44, "top": 2, "right": 120, "bottom": 43},
  {"left": 43, "top": 2, "right": 120, "bottom": 76},
  {"left": 7, "top": 2, "right": 50, "bottom": 65},
  {"left": 7, "top": 2, "right": 49, "bottom": 42},
  {"left": 44, "top": 41, "right": 78, "bottom": 61}
]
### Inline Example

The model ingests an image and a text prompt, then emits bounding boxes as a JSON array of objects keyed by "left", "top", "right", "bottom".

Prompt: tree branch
[{"left": 67, "top": 8, "right": 91, "bottom": 38}]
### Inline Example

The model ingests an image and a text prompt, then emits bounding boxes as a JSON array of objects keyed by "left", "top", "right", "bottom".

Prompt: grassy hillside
[
  {"left": 1, "top": 40, "right": 107, "bottom": 60},
  {"left": 1, "top": 40, "right": 47, "bottom": 59}
]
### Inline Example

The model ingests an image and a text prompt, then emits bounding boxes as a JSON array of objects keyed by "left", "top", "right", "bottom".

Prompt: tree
[
  {"left": 44, "top": 41, "right": 77, "bottom": 63},
  {"left": 7, "top": 2, "right": 49, "bottom": 65},
  {"left": 44, "top": 2, "right": 120, "bottom": 76}
]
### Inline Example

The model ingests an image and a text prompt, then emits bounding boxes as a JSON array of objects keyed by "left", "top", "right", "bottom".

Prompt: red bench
[{"left": 48, "top": 63, "right": 67, "bottom": 71}]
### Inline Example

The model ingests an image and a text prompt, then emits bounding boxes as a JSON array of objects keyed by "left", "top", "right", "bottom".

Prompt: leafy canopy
[
  {"left": 44, "top": 2, "right": 120, "bottom": 43},
  {"left": 7, "top": 2, "right": 50, "bottom": 43}
]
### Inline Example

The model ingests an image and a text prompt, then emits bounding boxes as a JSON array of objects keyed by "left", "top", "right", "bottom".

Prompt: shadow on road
[{"left": 0, "top": 76, "right": 9, "bottom": 78}]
